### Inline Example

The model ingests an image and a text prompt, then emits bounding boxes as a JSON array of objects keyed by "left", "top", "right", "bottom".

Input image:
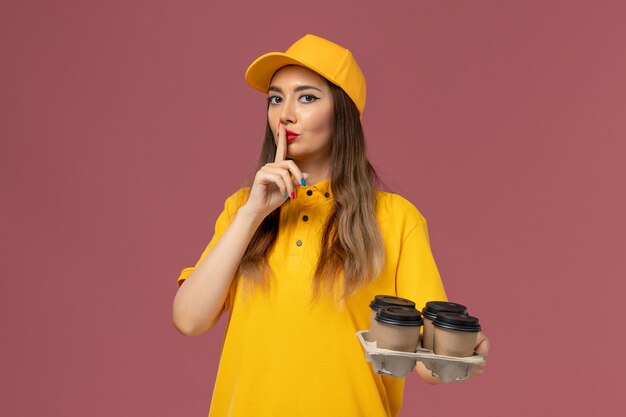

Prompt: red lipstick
[{"left": 286, "top": 130, "right": 299, "bottom": 143}]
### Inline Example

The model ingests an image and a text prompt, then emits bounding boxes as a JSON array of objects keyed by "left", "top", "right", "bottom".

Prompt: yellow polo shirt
[{"left": 177, "top": 178, "right": 447, "bottom": 417}]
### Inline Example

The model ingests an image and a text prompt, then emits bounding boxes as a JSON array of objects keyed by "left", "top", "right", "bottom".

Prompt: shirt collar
[
  {"left": 310, "top": 178, "right": 331, "bottom": 195},
  {"left": 296, "top": 177, "right": 333, "bottom": 206}
]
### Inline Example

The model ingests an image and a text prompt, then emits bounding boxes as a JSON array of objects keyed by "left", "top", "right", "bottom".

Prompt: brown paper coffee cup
[
  {"left": 421, "top": 301, "right": 468, "bottom": 350},
  {"left": 371, "top": 306, "right": 423, "bottom": 352},
  {"left": 368, "top": 295, "right": 415, "bottom": 343},
  {"left": 432, "top": 312, "right": 481, "bottom": 357}
]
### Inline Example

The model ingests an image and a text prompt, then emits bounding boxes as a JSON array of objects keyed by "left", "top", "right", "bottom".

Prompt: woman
[{"left": 172, "top": 34, "right": 489, "bottom": 417}]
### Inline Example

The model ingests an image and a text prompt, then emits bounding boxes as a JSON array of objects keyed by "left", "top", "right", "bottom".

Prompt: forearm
[{"left": 172, "top": 205, "right": 263, "bottom": 336}]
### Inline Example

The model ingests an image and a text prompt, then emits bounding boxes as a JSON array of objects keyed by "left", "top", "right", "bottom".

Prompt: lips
[{"left": 286, "top": 130, "right": 299, "bottom": 143}]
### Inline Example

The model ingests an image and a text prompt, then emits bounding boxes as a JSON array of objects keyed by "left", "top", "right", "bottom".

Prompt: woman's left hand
[
  {"left": 415, "top": 330, "right": 490, "bottom": 383},
  {"left": 468, "top": 331, "right": 490, "bottom": 379}
]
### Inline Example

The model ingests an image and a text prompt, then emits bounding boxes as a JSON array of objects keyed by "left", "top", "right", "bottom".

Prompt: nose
[{"left": 280, "top": 96, "right": 297, "bottom": 125}]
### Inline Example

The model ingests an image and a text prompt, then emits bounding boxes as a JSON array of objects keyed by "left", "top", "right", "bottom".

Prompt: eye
[
  {"left": 268, "top": 96, "right": 282, "bottom": 105},
  {"left": 300, "top": 95, "right": 319, "bottom": 103}
]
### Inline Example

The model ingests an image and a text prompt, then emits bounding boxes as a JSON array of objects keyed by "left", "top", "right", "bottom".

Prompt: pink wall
[{"left": 2, "top": 0, "right": 624, "bottom": 416}]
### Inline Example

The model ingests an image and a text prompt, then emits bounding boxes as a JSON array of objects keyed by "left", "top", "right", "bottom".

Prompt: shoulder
[{"left": 374, "top": 190, "right": 428, "bottom": 233}]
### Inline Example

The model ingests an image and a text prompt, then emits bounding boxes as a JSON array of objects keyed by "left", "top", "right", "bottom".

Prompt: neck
[
  {"left": 301, "top": 168, "right": 331, "bottom": 187},
  {"left": 292, "top": 157, "right": 331, "bottom": 186}
]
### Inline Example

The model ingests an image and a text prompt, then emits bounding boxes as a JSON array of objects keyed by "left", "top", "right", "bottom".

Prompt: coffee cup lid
[
  {"left": 432, "top": 312, "right": 481, "bottom": 332},
  {"left": 369, "top": 295, "right": 416, "bottom": 312},
  {"left": 375, "top": 306, "right": 423, "bottom": 327},
  {"left": 422, "top": 301, "right": 468, "bottom": 320}
]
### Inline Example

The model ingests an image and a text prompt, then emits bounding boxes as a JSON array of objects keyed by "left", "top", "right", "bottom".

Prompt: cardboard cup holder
[{"left": 356, "top": 330, "right": 485, "bottom": 383}]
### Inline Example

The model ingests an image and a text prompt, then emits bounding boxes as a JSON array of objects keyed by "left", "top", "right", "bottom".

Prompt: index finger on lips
[{"left": 274, "top": 122, "right": 286, "bottom": 163}]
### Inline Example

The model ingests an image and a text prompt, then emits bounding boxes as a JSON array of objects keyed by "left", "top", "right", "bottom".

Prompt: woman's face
[{"left": 267, "top": 65, "right": 334, "bottom": 161}]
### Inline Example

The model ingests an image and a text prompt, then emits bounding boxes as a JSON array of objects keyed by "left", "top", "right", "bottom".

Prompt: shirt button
[
  {"left": 306, "top": 190, "right": 313, "bottom": 196},
  {"left": 302, "top": 215, "right": 309, "bottom": 222},
  {"left": 324, "top": 192, "right": 330, "bottom": 198},
  {"left": 296, "top": 240, "right": 303, "bottom": 247}
]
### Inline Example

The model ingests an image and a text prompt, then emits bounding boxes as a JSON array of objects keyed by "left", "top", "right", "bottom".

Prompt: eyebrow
[{"left": 268, "top": 85, "right": 323, "bottom": 94}]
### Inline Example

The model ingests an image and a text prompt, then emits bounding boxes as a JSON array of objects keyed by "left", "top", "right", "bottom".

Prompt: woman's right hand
[{"left": 241, "top": 123, "right": 308, "bottom": 220}]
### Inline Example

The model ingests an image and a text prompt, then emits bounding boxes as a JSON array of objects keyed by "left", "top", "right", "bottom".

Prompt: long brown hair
[{"left": 239, "top": 81, "right": 385, "bottom": 301}]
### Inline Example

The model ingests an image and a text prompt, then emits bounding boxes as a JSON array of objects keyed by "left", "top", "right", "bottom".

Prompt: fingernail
[
  {"left": 284, "top": 191, "right": 288, "bottom": 199},
  {"left": 301, "top": 178, "right": 306, "bottom": 186},
  {"left": 291, "top": 191, "right": 295, "bottom": 199}
]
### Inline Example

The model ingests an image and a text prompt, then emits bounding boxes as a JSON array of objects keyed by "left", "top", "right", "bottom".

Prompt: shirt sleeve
[
  {"left": 395, "top": 213, "right": 448, "bottom": 311},
  {"left": 176, "top": 188, "right": 250, "bottom": 309}
]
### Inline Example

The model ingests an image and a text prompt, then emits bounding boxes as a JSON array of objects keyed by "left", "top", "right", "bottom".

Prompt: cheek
[
  {"left": 306, "top": 108, "right": 334, "bottom": 136},
  {"left": 267, "top": 110, "right": 279, "bottom": 135}
]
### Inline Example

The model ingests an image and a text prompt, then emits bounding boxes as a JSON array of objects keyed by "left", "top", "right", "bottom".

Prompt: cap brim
[{"left": 245, "top": 52, "right": 328, "bottom": 94}]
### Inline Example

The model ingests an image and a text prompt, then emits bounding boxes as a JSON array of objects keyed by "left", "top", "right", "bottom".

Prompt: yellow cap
[{"left": 245, "top": 34, "right": 366, "bottom": 115}]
